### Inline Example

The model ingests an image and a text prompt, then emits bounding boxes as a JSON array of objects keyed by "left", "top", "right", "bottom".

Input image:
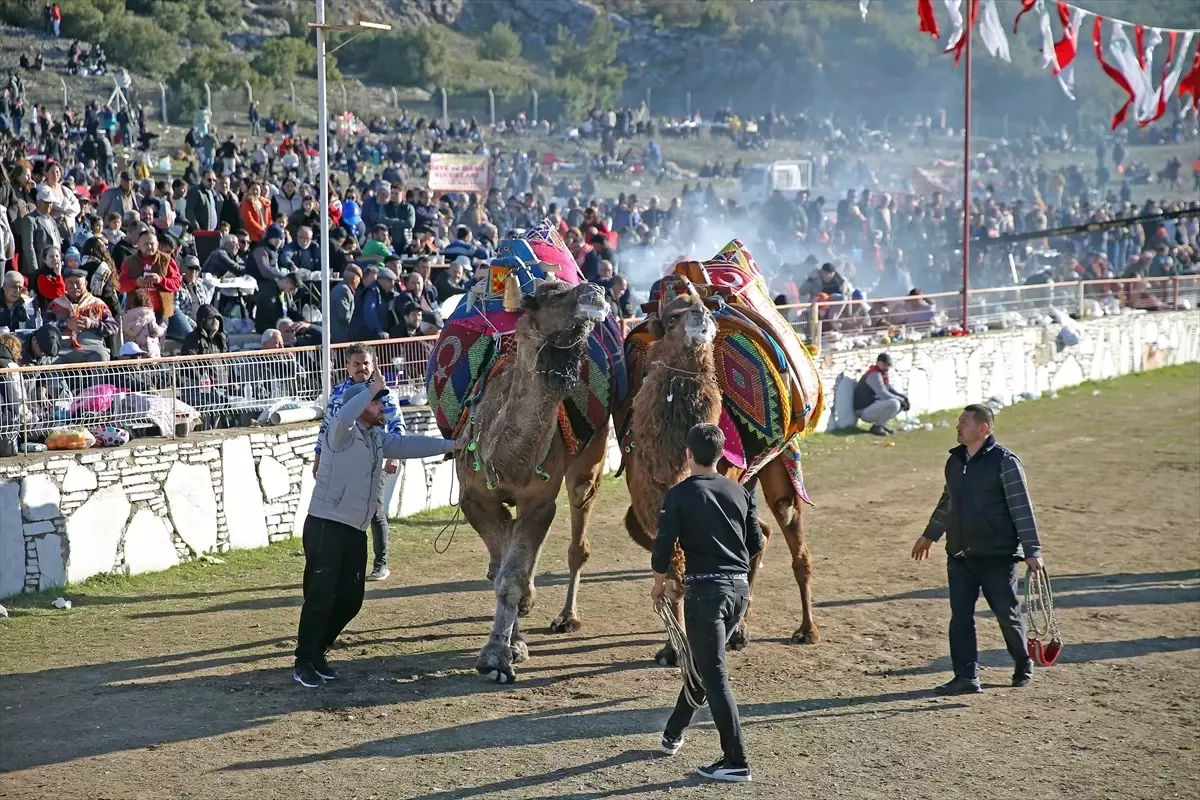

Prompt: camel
[
  {"left": 621, "top": 284, "right": 820, "bottom": 664},
  {"left": 457, "top": 279, "right": 613, "bottom": 683}
]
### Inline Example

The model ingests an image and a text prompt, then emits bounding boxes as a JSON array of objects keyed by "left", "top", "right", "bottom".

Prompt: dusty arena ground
[{"left": 1, "top": 366, "right": 1198, "bottom": 800}]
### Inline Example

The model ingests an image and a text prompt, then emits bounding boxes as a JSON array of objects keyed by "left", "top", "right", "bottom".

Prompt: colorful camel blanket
[
  {"left": 616, "top": 241, "right": 824, "bottom": 504},
  {"left": 425, "top": 224, "right": 626, "bottom": 451}
]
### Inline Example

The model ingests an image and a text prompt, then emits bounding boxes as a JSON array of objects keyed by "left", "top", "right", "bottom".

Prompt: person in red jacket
[
  {"left": 118, "top": 227, "right": 182, "bottom": 319},
  {"left": 239, "top": 181, "right": 272, "bottom": 243},
  {"left": 34, "top": 244, "right": 67, "bottom": 311}
]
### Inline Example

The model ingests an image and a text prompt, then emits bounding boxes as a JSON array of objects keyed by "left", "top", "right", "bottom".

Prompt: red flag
[
  {"left": 1012, "top": 0, "right": 1036, "bottom": 34},
  {"left": 946, "top": 0, "right": 980, "bottom": 66},
  {"left": 1052, "top": 1, "right": 1077, "bottom": 74},
  {"left": 1180, "top": 48, "right": 1200, "bottom": 111},
  {"left": 917, "top": 0, "right": 940, "bottom": 38},
  {"left": 1092, "top": 17, "right": 1135, "bottom": 130},
  {"left": 1135, "top": 25, "right": 1146, "bottom": 70}
]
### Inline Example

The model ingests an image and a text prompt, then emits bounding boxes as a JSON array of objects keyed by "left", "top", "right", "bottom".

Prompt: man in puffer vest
[
  {"left": 911, "top": 403, "right": 1045, "bottom": 695},
  {"left": 293, "top": 373, "right": 462, "bottom": 688}
]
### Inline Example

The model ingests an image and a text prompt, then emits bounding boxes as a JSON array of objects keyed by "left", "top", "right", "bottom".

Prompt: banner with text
[{"left": 428, "top": 154, "right": 489, "bottom": 193}]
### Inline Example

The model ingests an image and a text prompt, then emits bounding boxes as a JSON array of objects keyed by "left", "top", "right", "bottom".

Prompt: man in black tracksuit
[
  {"left": 912, "top": 403, "right": 1045, "bottom": 695},
  {"left": 651, "top": 423, "right": 762, "bottom": 784}
]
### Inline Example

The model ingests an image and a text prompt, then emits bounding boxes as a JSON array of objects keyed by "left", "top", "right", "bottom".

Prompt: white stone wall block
[
  {"left": 20, "top": 475, "right": 61, "bottom": 522},
  {"left": 65, "top": 485, "right": 130, "bottom": 584},
  {"left": 0, "top": 482, "right": 24, "bottom": 598},
  {"left": 123, "top": 509, "right": 180, "bottom": 575},
  {"left": 35, "top": 533, "right": 65, "bottom": 590},
  {"left": 222, "top": 437, "right": 269, "bottom": 550},
  {"left": 257, "top": 456, "right": 292, "bottom": 502}
]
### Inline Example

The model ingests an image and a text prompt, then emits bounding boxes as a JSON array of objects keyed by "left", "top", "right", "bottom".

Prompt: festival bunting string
[{"left": 859, "top": 0, "right": 1200, "bottom": 129}]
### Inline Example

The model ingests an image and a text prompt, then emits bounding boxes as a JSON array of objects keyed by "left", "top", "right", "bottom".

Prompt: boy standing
[{"left": 651, "top": 423, "right": 762, "bottom": 783}]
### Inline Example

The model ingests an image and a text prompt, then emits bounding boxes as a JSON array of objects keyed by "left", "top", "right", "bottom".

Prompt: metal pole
[
  {"left": 340, "top": 83, "right": 347, "bottom": 112},
  {"left": 158, "top": 82, "right": 168, "bottom": 123},
  {"left": 531, "top": 89, "right": 538, "bottom": 124},
  {"left": 440, "top": 87, "right": 448, "bottom": 125},
  {"left": 960, "top": 13, "right": 973, "bottom": 333},
  {"left": 488, "top": 89, "right": 495, "bottom": 126},
  {"left": 645, "top": 87, "right": 651, "bottom": 116},
  {"left": 316, "top": 0, "right": 332, "bottom": 408},
  {"left": 60, "top": 77, "right": 67, "bottom": 110},
  {"left": 290, "top": 81, "right": 297, "bottom": 108},
  {"left": 392, "top": 86, "right": 398, "bottom": 109},
  {"left": 245, "top": 80, "right": 253, "bottom": 105},
  {"left": 204, "top": 82, "right": 211, "bottom": 111},
  {"left": 686, "top": 91, "right": 691, "bottom": 118}
]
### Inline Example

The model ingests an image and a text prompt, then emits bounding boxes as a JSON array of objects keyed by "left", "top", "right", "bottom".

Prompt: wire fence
[{"left": 1, "top": 276, "right": 1196, "bottom": 452}]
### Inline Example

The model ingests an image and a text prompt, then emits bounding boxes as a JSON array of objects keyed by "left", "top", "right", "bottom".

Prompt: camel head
[
  {"left": 651, "top": 284, "right": 717, "bottom": 347},
  {"left": 518, "top": 279, "right": 608, "bottom": 392}
]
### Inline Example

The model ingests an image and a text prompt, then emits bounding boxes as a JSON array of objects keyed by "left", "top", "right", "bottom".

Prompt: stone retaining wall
[{"left": 1, "top": 310, "right": 1197, "bottom": 598}]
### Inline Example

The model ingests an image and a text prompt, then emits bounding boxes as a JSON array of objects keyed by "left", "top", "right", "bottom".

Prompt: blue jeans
[
  {"left": 166, "top": 310, "right": 195, "bottom": 341},
  {"left": 947, "top": 557, "right": 1029, "bottom": 680},
  {"left": 664, "top": 577, "right": 750, "bottom": 765}
]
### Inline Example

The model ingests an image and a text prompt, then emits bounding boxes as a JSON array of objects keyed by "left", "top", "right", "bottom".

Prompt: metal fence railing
[{"left": 1, "top": 276, "right": 1196, "bottom": 451}]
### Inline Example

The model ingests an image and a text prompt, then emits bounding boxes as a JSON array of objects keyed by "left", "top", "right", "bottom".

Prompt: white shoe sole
[
  {"left": 697, "top": 768, "right": 751, "bottom": 783},
  {"left": 659, "top": 742, "right": 682, "bottom": 756},
  {"left": 292, "top": 672, "right": 323, "bottom": 688}
]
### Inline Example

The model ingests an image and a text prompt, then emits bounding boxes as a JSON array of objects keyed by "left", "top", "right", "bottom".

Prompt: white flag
[
  {"left": 1134, "top": 28, "right": 1163, "bottom": 123},
  {"left": 1109, "top": 24, "right": 1155, "bottom": 123},
  {"left": 943, "top": 0, "right": 965, "bottom": 52},
  {"left": 860, "top": 0, "right": 869, "bottom": 21},
  {"left": 1140, "top": 32, "right": 1195, "bottom": 125},
  {"left": 1034, "top": 0, "right": 1057, "bottom": 71},
  {"left": 1056, "top": 6, "right": 1088, "bottom": 100},
  {"left": 979, "top": 0, "right": 1011, "bottom": 62}
]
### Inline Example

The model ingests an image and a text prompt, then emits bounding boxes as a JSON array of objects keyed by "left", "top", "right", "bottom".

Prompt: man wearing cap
[
  {"left": 48, "top": 268, "right": 118, "bottom": 361},
  {"left": 295, "top": 370, "right": 462, "bottom": 687},
  {"left": 18, "top": 185, "right": 62, "bottom": 278},
  {"left": 329, "top": 264, "right": 361, "bottom": 345},
  {"left": 853, "top": 353, "right": 909, "bottom": 436},
  {"left": 118, "top": 226, "right": 183, "bottom": 320},
  {"left": 175, "top": 255, "right": 212, "bottom": 329},
  {"left": 97, "top": 171, "right": 136, "bottom": 222}
]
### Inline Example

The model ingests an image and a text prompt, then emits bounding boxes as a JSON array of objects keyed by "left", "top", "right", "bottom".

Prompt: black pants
[
  {"left": 370, "top": 481, "right": 388, "bottom": 571},
  {"left": 294, "top": 515, "right": 367, "bottom": 664},
  {"left": 664, "top": 578, "right": 750, "bottom": 766},
  {"left": 947, "top": 556, "right": 1030, "bottom": 680}
]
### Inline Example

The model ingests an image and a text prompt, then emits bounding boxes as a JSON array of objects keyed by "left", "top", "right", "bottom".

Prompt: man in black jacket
[
  {"left": 912, "top": 404, "right": 1044, "bottom": 695},
  {"left": 651, "top": 423, "right": 760, "bottom": 784}
]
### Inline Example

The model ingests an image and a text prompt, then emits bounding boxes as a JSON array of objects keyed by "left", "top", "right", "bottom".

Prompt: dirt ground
[{"left": 1, "top": 366, "right": 1198, "bottom": 800}]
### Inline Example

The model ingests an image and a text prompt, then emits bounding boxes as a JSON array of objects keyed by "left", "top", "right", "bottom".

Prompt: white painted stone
[
  {"left": 23, "top": 520, "right": 56, "bottom": 536},
  {"left": 397, "top": 460, "right": 429, "bottom": 518},
  {"left": 164, "top": 461, "right": 219, "bottom": 556},
  {"left": 35, "top": 534, "right": 65, "bottom": 590},
  {"left": 1051, "top": 356, "right": 1084, "bottom": 391},
  {"left": 0, "top": 482, "right": 24, "bottom": 598},
  {"left": 65, "top": 485, "right": 130, "bottom": 583},
  {"left": 123, "top": 509, "right": 180, "bottom": 575},
  {"left": 20, "top": 475, "right": 61, "bottom": 522},
  {"left": 257, "top": 456, "right": 292, "bottom": 502},
  {"left": 427, "top": 461, "right": 457, "bottom": 509},
  {"left": 222, "top": 437, "right": 269, "bottom": 550},
  {"left": 291, "top": 469, "right": 316, "bottom": 538}
]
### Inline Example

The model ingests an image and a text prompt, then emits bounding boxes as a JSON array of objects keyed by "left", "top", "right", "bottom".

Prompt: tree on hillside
[
  {"left": 479, "top": 21, "right": 522, "bottom": 62},
  {"left": 547, "top": 16, "right": 626, "bottom": 117}
]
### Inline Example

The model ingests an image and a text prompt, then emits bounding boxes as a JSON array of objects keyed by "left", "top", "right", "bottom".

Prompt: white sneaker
[
  {"left": 659, "top": 733, "right": 683, "bottom": 756},
  {"left": 696, "top": 760, "right": 752, "bottom": 782},
  {"left": 367, "top": 566, "right": 390, "bottom": 581}
]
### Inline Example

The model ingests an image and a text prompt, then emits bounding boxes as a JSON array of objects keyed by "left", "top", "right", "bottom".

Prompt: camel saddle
[{"left": 425, "top": 224, "right": 627, "bottom": 453}]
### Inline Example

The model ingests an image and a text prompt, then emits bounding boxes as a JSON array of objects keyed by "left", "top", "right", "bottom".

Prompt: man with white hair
[
  {"left": 0, "top": 271, "right": 30, "bottom": 331},
  {"left": 261, "top": 329, "right": 284, "bottom": 350}
]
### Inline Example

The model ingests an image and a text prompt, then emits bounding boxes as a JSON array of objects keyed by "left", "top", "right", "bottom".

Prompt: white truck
[{"left": 739, "top": 160, "right": 813, "bottom": 208}]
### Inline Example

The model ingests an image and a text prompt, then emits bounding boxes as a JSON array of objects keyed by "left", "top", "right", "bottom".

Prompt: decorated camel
[
  {"left": 615, "top": 241, "right": 826, "bottom": 663},
  {"left": 425, "top": 223, "right": 627, "bottom": 683}
]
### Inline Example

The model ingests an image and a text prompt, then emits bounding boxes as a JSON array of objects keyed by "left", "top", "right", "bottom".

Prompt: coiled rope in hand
[
  {"left": 655, "top": 597, "right": 705, "bottom": 709},
  {"left": 1024, "top": 566, "right": 1064, "bottom": 666}
]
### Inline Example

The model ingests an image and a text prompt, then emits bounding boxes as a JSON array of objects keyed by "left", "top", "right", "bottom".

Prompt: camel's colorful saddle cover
[
  {"left": 425, "top": 224, "right": 626, "bottom": 453},
  {"left": 616, "top": 241, "right": 824, "bottom": 503}
]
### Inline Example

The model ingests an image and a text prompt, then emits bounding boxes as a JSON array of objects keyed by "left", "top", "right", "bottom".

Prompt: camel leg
[
  {"left": 760, "top": 459, "right": 820, "bottom": 644},
  {"left": 459, "top": 483, "right": 511, "bottom": 582},
  {"left": 550, "top": 428, "right": 608, "bottom": 634},
  {"left": 476, "top": 497, "right": 557, "bottom": 683},
  {"left": 509, "top": 615, "right": 528, "bottom": 664},
  {"left": 729, "top": 510, "right": 773, "bottom": 651}
]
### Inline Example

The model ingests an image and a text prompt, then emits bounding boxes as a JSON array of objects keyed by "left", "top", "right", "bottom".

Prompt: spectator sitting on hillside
[
  {"left": 434, "top": 256, "right": 470, "bottom": 300},
  {"left": 394, "top": 301, "right": 424, "bottom": 338},
  {"left": 0, "top": 272, "right": 30, "bottom": 331},
  {"left": 121, "top": 289, "right": 167, "bottom": 359},
  {"left": 896, "top": 289, "right": 938, "bottom": 330},
  {"left": 278, "top": 317, "right": 320, "bottom": 347},
  {"left": 203, "top": 233, "right": 244, "bottom": 277},
  {"left": 280, "top": 225, "right": 320, "bottom": 274},
  {"left": 34, "top": 244, "right": 67, "bottom": 311},
  {"left": 817, "top": 262, "right": 851, "bottom": 299},
  {"left": 442, "top": 225, "right": 487, "bottom": 262},
  {"left": 603, "top": 273, "right": 635, "bottom": 318},
  {"left": 361, "top": 224, "right": 395, "bottom": 261},
  {"left": 119, "top": 226, "right": 183, "bottom": 322},
  {"left": 48, "top": 268, "right": 118, "bottom": 362}
]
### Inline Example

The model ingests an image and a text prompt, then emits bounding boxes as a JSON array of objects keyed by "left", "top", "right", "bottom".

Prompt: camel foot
[
  {"left": 486, "top": 567, "right": 496, "bottom": 582},
  {"left": 476, "top": 640, "right": 517, "bottom": 684},
  {"left": 655, "top": 643, "right": 678, "bottom": 667},
  {"left": 549, "top": 613, "right": 583, "bottom": 634},
  {"left": 790, "top": 624, "right": 821, "bottom": 645},
  {"left": 510, "top": 638, "right": 529, "bottom": 664},
  {"left": 727, "top": 625, "right": 749, "bottom": 651}
]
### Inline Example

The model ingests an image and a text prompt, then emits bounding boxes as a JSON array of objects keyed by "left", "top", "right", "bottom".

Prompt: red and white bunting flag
[
  {"left": 1143, "top": 32, "right": 1193, "bottom": 126},
  {"left": 944, "top": 0, "right": 979, "bottom": 65},
  {"left": 1012, "top": 0, "right": 1037, "bottom": 34},
  {"left": 1034, "top": 0, "right": 1058, "bottom": 71},
  {"left": 1053, "top": 3, "right": 1088, "bottom": 100},
  {"left": 1180, "top": 45, "right": 1200, "bottom": 112},
  {"left": 861, "top": 0, "right": 870, "bottom": 21},
  {"left": 917, "top": 0, "right": 941, "bottom": 38},
  {"left": 1094, "top": 18, "right": 1148, "bottom": 129},
  {"left": 979, "top": 0, "right": 1011, "bottom": 61}
]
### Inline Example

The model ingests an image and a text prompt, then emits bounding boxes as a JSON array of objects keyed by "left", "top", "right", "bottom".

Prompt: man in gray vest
[{"left": 293, "top": 372, "right": 462, "bottom": 688}]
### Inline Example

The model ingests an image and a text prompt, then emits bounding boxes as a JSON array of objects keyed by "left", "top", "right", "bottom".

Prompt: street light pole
[{"left": 315, "top": 0, "right": 332, "bottom": 408}]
